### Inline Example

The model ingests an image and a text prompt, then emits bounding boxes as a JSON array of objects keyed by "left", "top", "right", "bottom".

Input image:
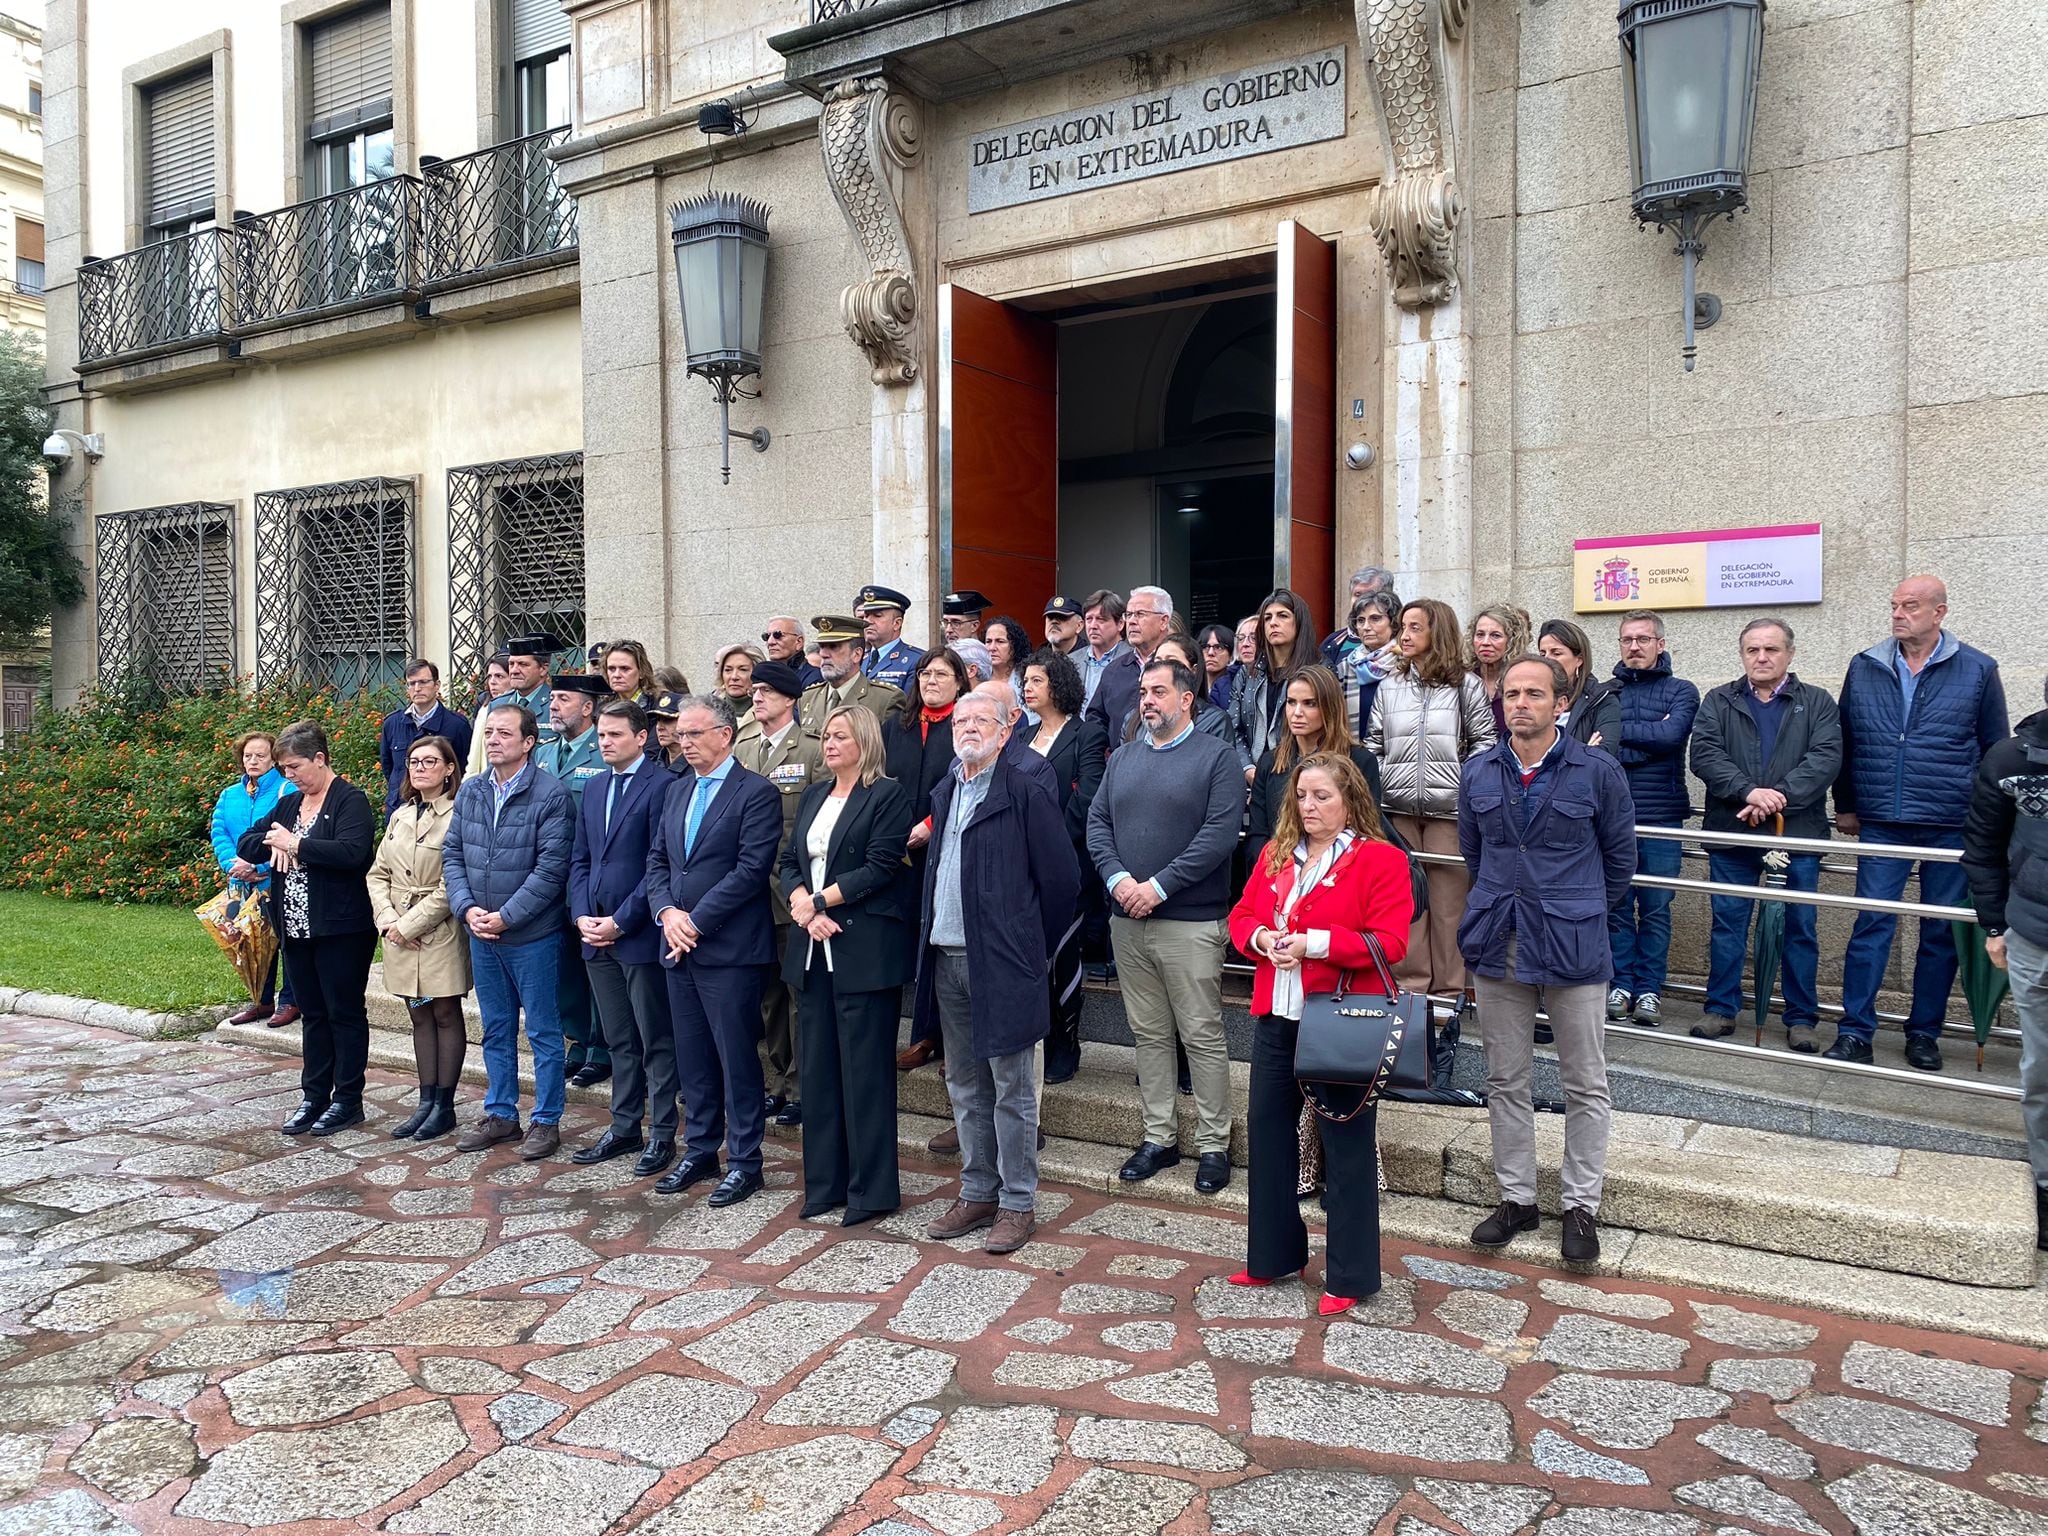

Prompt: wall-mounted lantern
[
  {"left": 669, "top": 193, "right": 772, "bottom": 482},
  {"left": 1618, "top": 0, "right": 1766, "bottom": 371}
]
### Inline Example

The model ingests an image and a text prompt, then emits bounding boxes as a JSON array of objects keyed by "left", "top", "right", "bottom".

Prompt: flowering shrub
[{"left": 0, "top": 676, "right": 397, "bottom": 906}]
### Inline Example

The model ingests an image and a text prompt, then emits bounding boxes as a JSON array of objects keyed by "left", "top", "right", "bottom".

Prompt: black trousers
[
  {"left": 1247, "top": 1013, "right": 1382, "bottom": 1298},
  {"left": 1046, "top": 902, "right": 1085, "bottom": 1073},
  {"left": 667, "top": 960, "right": 768, "bottom": 1175},
  {"left": 586, "top": 947, "right": 677, "bottom": 1139},
  {"left": 284, "top": 929, "right": 377, "bottom": 1108},
  {"left": 796, "top": 950, "right": 901, "bottom": 1218}
]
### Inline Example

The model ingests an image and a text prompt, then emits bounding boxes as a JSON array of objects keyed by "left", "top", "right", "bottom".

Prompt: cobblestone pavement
[{"left": 2, "top": 1017, "right": 2046, "bottom": 1536}]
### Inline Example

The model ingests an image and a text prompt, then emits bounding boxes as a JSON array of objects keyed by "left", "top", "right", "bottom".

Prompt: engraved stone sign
[{"left": 967, "top": 47, "right": 1347, "bottom": 215}]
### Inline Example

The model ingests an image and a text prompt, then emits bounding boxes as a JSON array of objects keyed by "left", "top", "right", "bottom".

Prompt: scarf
[{"left": 919, "top": 700, "right": 956, "bottom": 742}]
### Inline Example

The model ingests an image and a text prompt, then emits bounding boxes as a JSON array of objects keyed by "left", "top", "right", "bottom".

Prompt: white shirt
[
  {"left": 803, "top": 792, "right": 850, "bottom": 971},
  {"left": 1262, "top": 832, "right": 1352, "bottom": 1022}
]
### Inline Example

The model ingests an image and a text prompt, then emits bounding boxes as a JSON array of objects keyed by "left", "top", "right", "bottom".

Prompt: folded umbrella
[
  {"left": 1950, "top": 921, "right": 2011, "bottom": 1072},
  {"left": 1750, "top": 815, "right": 1790, "bottom": 1047},
  {"left": 195, "top": 881, "right": 279, "bottom": 1005}
]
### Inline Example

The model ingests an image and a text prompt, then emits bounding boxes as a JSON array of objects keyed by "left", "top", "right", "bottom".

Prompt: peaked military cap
[{"left": 855, "top": 584, "right": 912, "bottom": 614}]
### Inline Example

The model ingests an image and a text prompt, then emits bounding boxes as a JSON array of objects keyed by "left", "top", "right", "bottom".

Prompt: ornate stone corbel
[
  {"left": 1359, "top": 0, "right": 1464, "bottom": 308},
  {"left": 820, "top": 77, "right": 922, "bottom": 386}
]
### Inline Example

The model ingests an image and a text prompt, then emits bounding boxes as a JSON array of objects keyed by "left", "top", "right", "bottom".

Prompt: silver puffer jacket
[{"left": 1365, "top": 669, "right": 1498, "bottom": 818}]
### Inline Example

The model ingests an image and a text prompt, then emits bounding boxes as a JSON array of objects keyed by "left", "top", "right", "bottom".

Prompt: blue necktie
[
  {"left": 604, "top": 771, "right": 626, "bottom": 835},
  {"left": 684, "top": 775, "right": 712, "bottom": 855}
]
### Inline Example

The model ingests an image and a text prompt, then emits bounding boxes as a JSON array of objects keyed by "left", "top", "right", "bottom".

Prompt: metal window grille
[
  {"left": 93, "top": 502, "right": 237, "bottom": 689},
  {"left": 421, "top": 126, "right": 577, "bottom": 286},
  {"left": 254, "top": 477, "right": 415, "bottom": 690},
  {"left": 446, "top": 453, "right": 583, "bottom": 684},
  {"left": 811, "top": 0, "right": 887, "bottom": 17}
]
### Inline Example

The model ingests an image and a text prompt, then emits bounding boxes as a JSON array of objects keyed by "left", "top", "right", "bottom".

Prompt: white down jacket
[{"left": 1365, "top": 670, "right": 1498, "bottom": 818}]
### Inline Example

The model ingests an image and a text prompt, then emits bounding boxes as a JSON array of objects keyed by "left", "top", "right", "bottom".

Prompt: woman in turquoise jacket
[{"left": 210, "top": 730, "right": 298, "bottom": 1027}]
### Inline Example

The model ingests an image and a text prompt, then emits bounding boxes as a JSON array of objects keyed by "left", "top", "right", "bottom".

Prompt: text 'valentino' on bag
[{"left": 1294, "top": 930, "right": 1431, "bottom": 1122}]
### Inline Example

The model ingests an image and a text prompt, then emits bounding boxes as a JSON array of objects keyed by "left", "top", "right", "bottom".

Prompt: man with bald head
[{"left": 1830, "top": 575, "right": 2009, "bottom": 1072}]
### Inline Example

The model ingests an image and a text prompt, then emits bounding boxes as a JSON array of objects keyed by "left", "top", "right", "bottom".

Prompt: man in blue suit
[
  {"left": 570, "top": 699, "right": 678, "bottom": 1178},
  {"left": 645, "top": 692, "right": 784, "bottom": 1206}
]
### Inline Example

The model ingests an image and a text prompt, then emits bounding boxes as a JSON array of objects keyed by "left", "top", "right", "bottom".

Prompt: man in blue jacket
[
  {"left": 1831, "top": 576, "right": 2009, "bottom": 1071},
  {"left": 442, "top": 703, "right": 576, "bottom": 1161},
  {"left": 1605, "top": 611, "right": 1699, "bottom": 1029},
  {"left": 569, "top": 699, "right": 678, "bottom": 1178},
  {"left": 645, "top": 693, "right": 784, "bottom": 1207},
  {"left": 1459, "top": 654, "right": 1636, "bottom": 1266}
]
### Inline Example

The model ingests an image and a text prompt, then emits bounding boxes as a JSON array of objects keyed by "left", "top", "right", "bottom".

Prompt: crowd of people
[{"left": 205, "top": 570, "right": 2048, "bottom": 1305}]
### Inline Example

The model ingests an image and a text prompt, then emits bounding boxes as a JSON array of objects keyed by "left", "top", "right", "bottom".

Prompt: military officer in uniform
[
  {"left": 469, "top": 633, "right": 562, "bottom": 773},
  {"left": 648, "top": 690, "right": 688, "bottom": 773},
  {"left": 539, "top": 674, "right": 610, "bottom": 1087},
  {"left": 941, "top": 590, "right": 991, "bottom": 644},
  {"left": 738, "top": 660, "right": 826, "bottom": 1126},
  {"left": 800, "top": 615, "right": 902, "bottom": 733},
  {"left": 857, "top": 585, "right": 924, "bottom": 692}
]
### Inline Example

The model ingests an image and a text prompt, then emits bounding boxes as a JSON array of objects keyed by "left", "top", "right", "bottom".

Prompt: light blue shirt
[
  {"left": 1106, "top": 716, "right": 1198, "bottom": 900},
  {"left": 1892, "top": 630, "right": 1955, "bottom": 722},
  {"left": 682, "top": 753, "right": 737, "bottom": 853},
  {"left": 489, "top": 759, "right": 533, "bottom": 826},
  {"left": 930, "top": 760, "right": 996, "bottom": 949},
  {"left": 1079, "top": 640, "right": 1130, "bottom": 709}
]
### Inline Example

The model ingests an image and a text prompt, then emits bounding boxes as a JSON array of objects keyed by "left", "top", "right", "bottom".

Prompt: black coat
[
  {"left": 911, "top": 755, "right": 1081, "bottom": 1060},
  {"left": 778, "top": 776, "right": 917, "bottom": 995},
  {"left": 1689, "top": 673, "right": 1842, "bottom": 839},
  {"left": 1567, "top": 675, "right": 1624, "bottom": 754},
  {"left": 883, "top": 711, "right": 956, "bottom": 817},
  {"left": 237, "top": 777, "right": 377, "bottom": 938},
  {"left": 1034, "top": 714, "right": 1109, "bottom": 848}
]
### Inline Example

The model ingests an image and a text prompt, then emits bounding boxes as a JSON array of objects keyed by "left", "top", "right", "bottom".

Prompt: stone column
[{"left": 40, "top": 0, "right": 93, "bottom": 707}]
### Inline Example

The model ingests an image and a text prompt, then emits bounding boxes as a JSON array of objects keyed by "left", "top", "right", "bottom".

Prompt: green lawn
[{"left": 0, "top": 891, "right": 249, "bottom": 1012}]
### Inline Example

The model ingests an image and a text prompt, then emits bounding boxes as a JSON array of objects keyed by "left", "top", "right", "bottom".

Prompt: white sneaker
[
  {"left": 1631, "top": 992, "right": 1662, "bottom": 1027},
  {"left": 1606, "top": 987, "right": 1633, "bottom": 1022}
]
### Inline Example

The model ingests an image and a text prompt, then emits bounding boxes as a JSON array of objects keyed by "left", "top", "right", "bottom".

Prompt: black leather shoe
[
  {"left": 571, "top": 1062, "right": 612, "bottom": 1088},
  {"left": 308, "top": 1100, "right": 363, "bottom": 1137},
  {"left": 774, "top": 1100, "right": 803, "bottom": 1127},
  {"left": 390, "top": 1090, "right": 433, "bottom": 1139},
  {"left": 281, "top": 1099, "right": 326, "bottom": 1136},
  {"left": 635, "top": 1140, "right": 676, "bottom": 1178},
  {"left": 1903, "top": 1035, "right": 1944, "bottom": 1073},
  {"left": 763, "top": 1093, "right": 787, "bottom": 1119},
  {"left": 706, "top": 1169, "right": 763, "bottom": 1208},
  {"left": 1044, "top": 1049, "right": 1080, "bottom": 1085},
  {"left": 1194, "top": 1152, "right": 1231, "bottom": 1194},
  {"left": 571, "top": 1129, "right": 643, "bottom": 1165},
  {"left": 1821, "top": 1034, "right": 1874, "bottom": 1064},
  {"left": 1472, "top": 1200, "right": 1540, "bottom": 1248},
  {"left": 655, "top": 1153, "right": 721, "bottom": 1196},
  {"left": 1119, "top": 1142, "right": 1181, "bottom": 1182},
  {"left": 2035, "top": 1184, "right": 2047, "bottom": 1253},
  {"left": 1561, "top": 1206, "right": 1601, "bottom": 1265}
]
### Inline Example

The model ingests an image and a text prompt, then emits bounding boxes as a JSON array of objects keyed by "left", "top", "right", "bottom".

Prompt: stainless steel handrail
[{"left": 1634, "top": 823, "right": 1965, "bottom": 862}]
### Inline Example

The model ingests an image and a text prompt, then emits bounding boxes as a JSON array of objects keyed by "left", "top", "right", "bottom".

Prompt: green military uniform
[
  {"left": 799, "top": 673, "right": 902, "bottom": 735},
  {"left": 741, "top": 713, "right": 827, "bottom": 1105}
]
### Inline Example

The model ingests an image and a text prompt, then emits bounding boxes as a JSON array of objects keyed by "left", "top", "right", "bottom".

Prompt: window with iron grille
[
  {"left": 446, "top": 453, "right": 583, "bottom": 685},
  {"left": 254, "top": 477, "right": 415, "bottom": 691},
  {"left": 93, "top": 502, "right": 238, "bottom": 690}
]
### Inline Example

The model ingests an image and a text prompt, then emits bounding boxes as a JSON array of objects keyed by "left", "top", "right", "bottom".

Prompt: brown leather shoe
[
  {"left": 455, "top": 1114, "right": 521, "bottom": 1152},
  {"left": 926, "top": 1198, "right": 998, "bottom": 1240},
  {"left": 985, "top": 1207, "right": 1035, "bottom": 1254},
  {"left": 226, "top": 1002, "right": 270, "bottom": 1026},
  {"left": 927, "top": 1124, "right": 961, "bottom": 1154},
  {"left": 265, "top": 1005, "right": 300, "bottom": 1030},
  {"left": 896, "top": 1039, "right": 941, "bottom": 1072},
  {"left": 519, "top": 1122, "right": 560, "bottom": 1161}
]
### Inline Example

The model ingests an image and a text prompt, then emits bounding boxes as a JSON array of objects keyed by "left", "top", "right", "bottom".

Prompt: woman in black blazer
[
  {"left": 237, "top": 719, "right": 379, "bottom": 1138},
  {"left": 1019, "top": 648, "right": 1104, "bottom": 1083},
  {"left": 781, "top": 704, "right": 917, "bottom": 1226}
]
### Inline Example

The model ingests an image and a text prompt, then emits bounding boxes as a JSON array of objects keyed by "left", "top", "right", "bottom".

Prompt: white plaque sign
[{"left": 967, "top": 46, "right": 1348, "bottom": 215}]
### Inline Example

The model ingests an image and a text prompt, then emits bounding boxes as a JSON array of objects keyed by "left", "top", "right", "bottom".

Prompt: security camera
[
  {"left": 1344, "top": 442, "right": 1376, "bottom": 470},
  {"left": 40, "top": 432, "right": 69, "bottom": 461},
  {"left": 41, "top": 429, "right": 104, "bottom": 466}
]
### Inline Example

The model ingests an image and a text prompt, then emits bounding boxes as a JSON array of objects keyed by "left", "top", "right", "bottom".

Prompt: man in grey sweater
[{"left": 1086, "top": 657, "right": 1246, "bottom": 1194}]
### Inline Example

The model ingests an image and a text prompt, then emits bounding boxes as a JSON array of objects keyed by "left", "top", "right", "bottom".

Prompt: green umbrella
[
  {"left": 1750, "top": 815, "right": 1790, "bottom": 1047},
  {"left": 1949, "top": 921, "right": 2011, "bottom": 1072}
]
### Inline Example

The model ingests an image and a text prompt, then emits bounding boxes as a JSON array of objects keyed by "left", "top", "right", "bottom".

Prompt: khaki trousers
[
  {"left": 1109, "top": 914, "right": 1231, "bottom": 1153},
  {"left": 1389, "top": 813, "right": 1470, "bottom": 996}
]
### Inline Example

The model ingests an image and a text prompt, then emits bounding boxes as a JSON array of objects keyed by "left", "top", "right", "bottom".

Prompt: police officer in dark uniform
[
  {"left": 857, "top": 585, "right": 924, "bottom": 691},
  {"left": 1043, "top": 595, "right": 1085, "bottom": 656},
  {"left": 942, "top": 590, "right": 991, "bottom": 644}
]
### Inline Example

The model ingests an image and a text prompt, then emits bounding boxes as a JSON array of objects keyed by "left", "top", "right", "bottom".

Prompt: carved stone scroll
[
  {"left": 820, "top": 77, "right": 922, "bottom": 386},
  {"left": 1359, "top": 0, "right": 1463, "bottom": 308}
]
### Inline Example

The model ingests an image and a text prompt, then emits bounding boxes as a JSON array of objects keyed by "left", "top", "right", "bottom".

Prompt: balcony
[{"left": 74, "top": 131, "right": 579, "bottom": 385}]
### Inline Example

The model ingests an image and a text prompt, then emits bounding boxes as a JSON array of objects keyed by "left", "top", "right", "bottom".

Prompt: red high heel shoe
[
  {"left": 1226, "top": 1271, "right": 1272, "bottom": 1287},
  {"left": 1319, "top": 1293, "right": 1358, "bottom": 1316}
]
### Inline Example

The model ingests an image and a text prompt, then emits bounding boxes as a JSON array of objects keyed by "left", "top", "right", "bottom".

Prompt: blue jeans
[
  {"left": 470, "top": 934, "right": 564, "bottom": 1125},
  {"left": 1706, "top": 849, "right": 1821, "bottom": 1027},
  {"left": 1837, "top": 821, "right": 1966, "bottom": 1043},
  {"left": 1608, "top": 832, "right": 1682, "bottom": 996}
]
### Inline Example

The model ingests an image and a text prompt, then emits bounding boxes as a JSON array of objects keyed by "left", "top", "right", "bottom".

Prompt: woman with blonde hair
[
  {"left": 713, "top": 642, "right": 765, "bottom": 733},
  {"left": 367, "top": 733, "right": 472, "bottom": 1140},
  {"left": 601, "top": 640, "right": 657, "bottom": 707},
  {"left": 1466, "top": 603, "right": 1532, "bottom": 735},
  {"left": 1367, "top": 598, "right": 1496, "bottom": 997},
  {"left": 779, "top": 703, "right": 916, "bottom": 1225},
  {"left": 1227, "top": 752, "right": 1413, "bottom": 1313}
]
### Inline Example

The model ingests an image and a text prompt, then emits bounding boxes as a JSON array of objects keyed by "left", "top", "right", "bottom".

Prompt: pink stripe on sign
[{"left": 1574, "top": 522, "right": 1821, "bottom": 552}]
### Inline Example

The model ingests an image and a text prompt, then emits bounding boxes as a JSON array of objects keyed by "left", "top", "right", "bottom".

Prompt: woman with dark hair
[
  {"left": 237, "top": 719, "right": 379, "bottom": 1137},
  {"left": 1231, "top": 588, "right": 1320, "bottom": 782},
  {"left": 1537, "top": 618, "right": 1623, "bottom": 752},
  {"left": 1021, "top": 647, "right": 1106, "bottom": 1084},
  {"left": 367, "top": 733, "right": 472, "bottom": 1140},
  {"left": 1343, "top": 591, "right": 1403, "bottom": 736},
  {"left": 982, "top": 616, "right": 1033, "bottom": 693},
  {"left": 1367, "top": 598, "right": 1497, "bottom": 998},
  {"left": 1227, "top": 752, "right": 1412, "bottom": 1314},
  {"left": 214, "top": 729, "right": 299, "bottom": 1029},
  {"left": 652, "top": 663, "right": 691, "bottom": 695},
  {"left": 1197, "top": 623, "right": 1238, "bottom": 711},
  {"left": 1246, "top": 665, "right": 1386, "bottom": 858},
  {"left": 602, "top": 640, "right": 657, "bottom": 707}
]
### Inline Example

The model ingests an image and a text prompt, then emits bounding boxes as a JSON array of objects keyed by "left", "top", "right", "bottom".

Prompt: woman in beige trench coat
[{"left": 367, "top": 733, "right": 471, "bottom": 1141}]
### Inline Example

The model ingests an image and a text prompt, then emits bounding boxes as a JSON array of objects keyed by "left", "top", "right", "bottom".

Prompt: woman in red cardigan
[{"left": 1226, "top": 752, "right": 1413, "bottom": 1314}]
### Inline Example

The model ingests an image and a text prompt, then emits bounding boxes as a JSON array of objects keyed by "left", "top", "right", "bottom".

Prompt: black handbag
[{"left": 1294, "top": 931, "right": 1432, "bottom": 1122}]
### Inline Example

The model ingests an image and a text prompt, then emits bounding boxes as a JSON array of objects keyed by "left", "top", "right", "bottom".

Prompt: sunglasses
[{"left": 761, "top": 630, "right": 793, "bottom": 642}]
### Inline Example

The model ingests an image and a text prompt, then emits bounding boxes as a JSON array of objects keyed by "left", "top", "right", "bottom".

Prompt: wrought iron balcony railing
[
  {"left": 235, "top": 175, "right": 421, "bottom": 331},
  {"left": 77, "top": 228, "right": 231, "bottom": 364},
  {"left": 421, "top": 126, "right": 577, "bottom": 287},
  {"left": 812, "top": 0, "right": 888, "bottom": 18}
]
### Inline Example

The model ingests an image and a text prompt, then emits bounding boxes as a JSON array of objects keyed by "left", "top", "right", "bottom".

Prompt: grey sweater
[{"left": 1086, "top": 728, "right": 1244, "bottom": 921}]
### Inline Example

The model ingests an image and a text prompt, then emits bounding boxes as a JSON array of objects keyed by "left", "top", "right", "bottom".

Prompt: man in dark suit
[
  {"left": 645, "top": 692, "right": 784, "bottom": 1206},
  {"left": 569, "top": 699, "right": 678, "bottom": 1178}
]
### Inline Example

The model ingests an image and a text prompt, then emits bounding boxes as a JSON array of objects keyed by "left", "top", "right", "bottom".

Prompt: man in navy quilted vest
[{"left": 1830, "top": 576, "right": 2009, "bottom": 1072}]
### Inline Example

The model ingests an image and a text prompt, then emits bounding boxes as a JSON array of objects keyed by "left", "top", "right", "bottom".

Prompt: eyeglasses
[
  {"left": 674, "top": 727, "right": 728, "bottom": 741},
  {"left": 1200, "top": 641, "right": 1228, "bottom": 652},
  {"left": 1126, "top": 608, "right": 1164, "bottom": 619},
  {"left": 407, "top": 756, "right": 447, "bottom": 769}
]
